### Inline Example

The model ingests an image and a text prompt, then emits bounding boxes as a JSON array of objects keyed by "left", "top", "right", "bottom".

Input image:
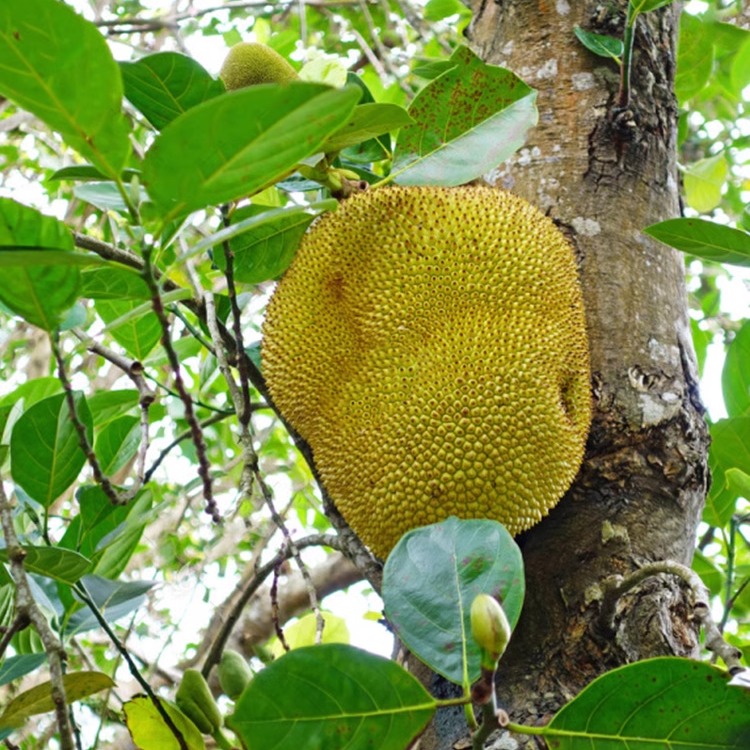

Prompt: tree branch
[
  {"left": 600, "top": 560, "right": 744, "bottom": 673},
  {"left": 0, "top": 476, "right": 74, "bottom": 750}
]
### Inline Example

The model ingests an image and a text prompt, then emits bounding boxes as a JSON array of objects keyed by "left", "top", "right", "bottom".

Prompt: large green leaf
[
  {"left": 121, "top": 52, "right": 225, "bottom": 130},
  {"left": 392, "top": 46, "right": 537, "bottom": 186},
  {"left": 0, "top": 377, "right": 61, "bottom": 440},
  {"left": 0, "top": 655, "right": 47, "bottom": 688},
  {"left": 382, "top": 517, "right": 524, "bottom": 686},
  {"left": 80, "top": 266, "right": 151, "bottom": 301},
  {"left": 0, "top": 546, "right": 90, "bottom": 585},
  {"left": 59, "top": 487, "right": 151, "bottom": 580},
  {"left": 0, "top": 0, "right": 130, "bottom": 178},
  {"left": 683, "top": 153, "right": 728, "bottom": 214},
  {"left": 10, "top": 392, "right": 93, "bottom": 507},
  {"left": 95, "top": 298, "right": 163, "bottom": 360},
  {"left": 0, "top": 671, "right": 114, "bottom": 729},
  {"left": 0, "top": 199, "right": 81, "bottom": 330},
  {"left": 124, "top": 697, "right": 205, "bottom": 750},
  {"left": 86, "top": 390, "right": 140, "bottom": 426},
  {"left": 676, "top": 12, "right": 715, "bottom": 103},
  {"left": 213, "top": 205, "right": 318, "bottom": 284},
  {"left": 705, "top": 417, "right": 750, "bottom": 527},
  {"left": 722, "top": 319, "right": 750, "bottom": 418},
  {"left": 142, "top": 83, "right": 361, "bottom": 220},
  {"left": 320, "top": 103, "right": 413, "bottom": 153},
  {"left": 644, "top": 218, "right": 750, "bottom": 266},
  {"left": 94, "top": 415, "right": 141, "bottom": 475},
  {"left": 227, "top": 644, "right": 435, "bottom": 750},
  {"left": 543, "top": 657, "right": 750, "bottom": 748},
  {"left": 65, "top": 574, "right": 154, "bottom": 635}
]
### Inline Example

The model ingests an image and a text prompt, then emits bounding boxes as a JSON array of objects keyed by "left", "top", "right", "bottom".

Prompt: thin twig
[
  {"left": 0, "top": 475, "right": 74, "bottom": 750},
  {"left": 270, "top": 562, "right": 290, "bottom": 652},
  {"left": 141, "top": 245, "right": 219, "bottom": 523},
  {"left": 72, "top": 581, "right": 190, "bottom": 750},
  {"left": 51, "top": 334, "right": 125, "bottom": 505},
  {"left": 200, "top": 533, "right": 341, "bottom": 678},
  {"left": 143, "top": 412, "right": 231, "bottom": 484},
  {"left": 94, "top": 0, "right": 362, "bottom": 32},
  {"left": 600, "top": 560, "right": 745, "bottom": 673}
]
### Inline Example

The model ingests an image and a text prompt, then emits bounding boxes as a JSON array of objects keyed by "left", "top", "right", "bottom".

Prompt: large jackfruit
[{"left": 262, "top": 186, "right": 591, "bottom": 558}]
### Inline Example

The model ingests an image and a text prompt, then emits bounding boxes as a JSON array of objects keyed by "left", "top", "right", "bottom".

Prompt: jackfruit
[
  {"left": 262, "top": 186, "right": 591, "bottom": 558},
  {"left": 220, "top": 42, "right": 299, "bottom": 90}
]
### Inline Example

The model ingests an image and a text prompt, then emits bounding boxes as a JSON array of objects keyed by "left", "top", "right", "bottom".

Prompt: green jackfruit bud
[
  {"left": 220, "top": 42, "right": 299, "bottom": 90},
  {"left": 175, "top": 669, "right": 223, "bottom": 735},
  {"left": 470, "top": 594, "right": 511, "bottom": 670},
  {"left": 218, "top": 649, "right": 253, "bottom": 700}
]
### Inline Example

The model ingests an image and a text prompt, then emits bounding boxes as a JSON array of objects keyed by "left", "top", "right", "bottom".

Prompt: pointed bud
[{"left": 470, "top": 594, "right": 511, "bottom": 670}]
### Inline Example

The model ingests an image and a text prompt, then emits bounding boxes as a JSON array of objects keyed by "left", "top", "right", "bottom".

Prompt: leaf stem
[
  {"left": 617, "top": 7, "right": 637, "bottom": 107},
  {"left": 72, "top": 580, "right": 190, "bottom": 750}
]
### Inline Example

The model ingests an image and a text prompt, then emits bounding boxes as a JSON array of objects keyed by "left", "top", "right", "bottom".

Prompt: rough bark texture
[{"left": 416, "top": 2, "right": 710, "bottom": 748}]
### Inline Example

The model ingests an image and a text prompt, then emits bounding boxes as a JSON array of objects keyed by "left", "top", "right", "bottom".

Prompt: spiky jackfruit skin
[
  {"left": 220, "top": 43, "right": 298, "bottom": 90},
  {"left": 262, "top": 186, "right": 591, "bottom": 559}
]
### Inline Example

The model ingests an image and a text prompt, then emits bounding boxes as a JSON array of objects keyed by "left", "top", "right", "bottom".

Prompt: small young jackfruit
[
  {"left": 262, "top": 186, "right": 592, "bottom": 559},
  {"left": 220, "top": 42, "right": 299, "bottom": 90}
]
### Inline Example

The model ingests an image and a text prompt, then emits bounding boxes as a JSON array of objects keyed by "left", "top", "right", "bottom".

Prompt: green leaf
[
  {"left": 10, "top": 392, "right": 93, "bottom": 507},
  {"left": 299, "top": 58, "right": 348, "bottom": 87},
  {"left": 725, "top": 468, "right": 750, "bottom": 499},
  {"left": 382, "top": 517, "right": 524, "bottom": 686},
  {"left": 0, "top": 547, "right": 90, "bottom": 585},
  {"left": 320, "top": 103, "right": 413, "bottom": 153},
  {"left": 121, "top": 52, "right": 224, "bottom": 130},
  {"left": 213, "top": 205, "right": 318, "bottom": 284},
  {"left": 89, "top": 493, "right": 152, "bottom": 579},
  {"left": 0, "top": 655, "right": 47, "bottom": 688},
  {"left": 227, "top": 644, "right": 435, "bottom": 750},
  {"left": 0, "top": 377, "right": 61, "bottom": 440},
  {"left": 81, "top": 267, "right": 151, "bottom": 301},
  {"left": 95, "top": 298, "right": 163, "bottom": 360},
  {"left": 50, "top": 165, "right": 141, "bottom": 183},
  {"left": 142, "top": 83, "right": 361, "bottom": 220},
  {"left": 59, "top": 487, "right": 151, "bottom": 579},
  {"left": 0, "top": 199, "right": 81, "bottom": 330},
  {"left": 629, "top": 0, "right": 675, "bottom": 16},
  {"left": 270, "top": 611, "right": 349, "bottom": 657},
  {"left": 731, "top": 36, "right": 750, "bottom": 95},
  {"left": 573, "top": 27, "right": 623, "bottom": 62},
  {"left": 722, "top": 319, "right": 750, "bottom": 417},
  {"left": 644, "top": 218, "right": 750, "bottom": 267},
  {"left": 705, "top": 417, "right": 750, "bottom": 527},
  {"left": 87, "top": 390, "right": 140, "bottom": 426},
  {"left": 0, "top": 0, "right": 130, "bottom": 178},
  {"left": 424, "top": 0, "right": 471, "bottom": 21},
  {"left": 411, "top": 60, "right": 457, "bottom": 81},
  {"left": 94, "top": 416, "right": 141, "bottom": 475},
  {"left": 73, "top": 182, "right": 143, "bottom": 213},
  {"left": 124, "top": 697, "right": 205, "bottom": 750},
  {"left": 0, "top": 250, "right": 103, "bottom": 268},
  {"left": 0, "top": 671, "right": 114, "bottom": 729},
  {"left": 189, "top": 200, "right": 336, "bottom": 263},
  {"left": 392, "top": 46, "right": 537, "bottom": 186},
  {"left": 676, "top": 13, "right": 715, "bottom": 103},
  {"left": 66, "top": 575, "right": 154, "bottom": 635},
  {"left": 543, "top": 657, "right": 750, "bottom": 748},
  {"left": 683, "top": 153, "right": 728, "bottom": 214}
]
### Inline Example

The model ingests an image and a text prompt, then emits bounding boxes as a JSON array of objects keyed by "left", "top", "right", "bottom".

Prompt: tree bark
[{"left": 417, "top": 2, "right": 710, "bottom": 747}]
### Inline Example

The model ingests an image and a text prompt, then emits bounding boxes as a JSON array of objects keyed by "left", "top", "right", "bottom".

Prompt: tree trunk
[{"left": 418, "top": 2, "right": 710, "bottom": 747}]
